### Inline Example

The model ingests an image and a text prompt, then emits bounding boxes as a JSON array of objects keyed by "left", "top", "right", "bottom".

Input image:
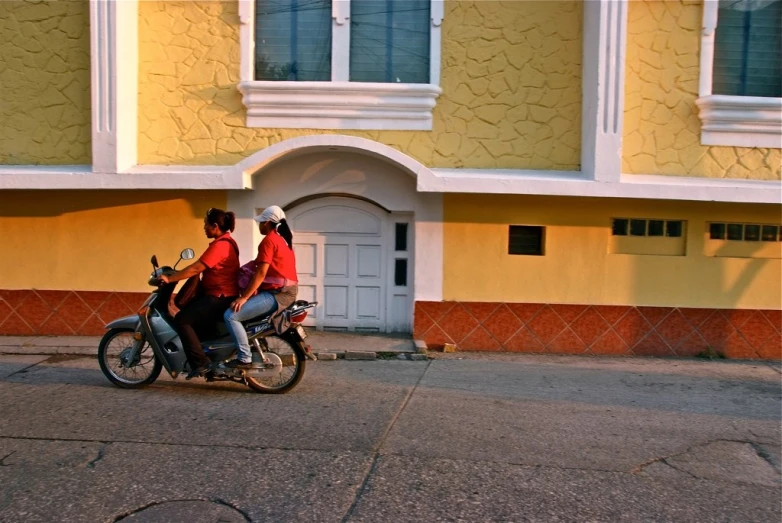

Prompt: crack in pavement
[
  {"left": 87, "top": 442, "right": 111, "bottom": 469},
  {"left": 632, "top": 438, "right": 781, "bottom": 480},
  {"left": 5, "top": 358, "right": 47, "bottom": 379},
  {"left": 748, "top": 441, "right": 781, "bottom": 473},
  {"left": 112, "top": 497, "right": 251, "bottom": 522},
  {"left": 0, "top": 435, "right": 344, "bottom": 455},
  {"left": 3, "top": 433, "right": 775, "bottom": 483},
  {"left": 339, "top": 359, "right": 431, "bottom": 523},
  {"left": 0, "top": 451, "right": 16, "bottom": 466}
]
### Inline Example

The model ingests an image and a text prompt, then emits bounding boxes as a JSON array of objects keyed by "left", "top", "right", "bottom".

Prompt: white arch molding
[
  {"left": 228, "top": 134, "right": 433, "bottom": 190},
  {"left": 226, "top": 136, "right": 444, "bottom": 308}
]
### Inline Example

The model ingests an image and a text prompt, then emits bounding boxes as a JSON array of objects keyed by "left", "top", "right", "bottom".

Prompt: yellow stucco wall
[
  {"left": 0, "top": 191, "right": 227, "bottom": 292},
  {"left": 623, "top": 0, "right": 781, "bottom": 180},
  {"left": 138, "top": 0, "right": 582, "bottom": 170},
  {"left": 0, "top": 0, "right": 91, "bottom": 165},
  {"left": 443, "top": 194, "right": 782, "bottom": 309}
]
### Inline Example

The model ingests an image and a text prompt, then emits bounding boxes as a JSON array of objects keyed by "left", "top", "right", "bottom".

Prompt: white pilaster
[
  {"left": 413, "top": 193, "right": 443, "bottom": 302},
  {"left": 90, "top": 0, "right": 138, "bottom": 173},
  {"left": 581, "top": 0, "right": 628, "bottom": 182},
  {"left": 239, "top": 0, "right": 254, "bottom": 83}
]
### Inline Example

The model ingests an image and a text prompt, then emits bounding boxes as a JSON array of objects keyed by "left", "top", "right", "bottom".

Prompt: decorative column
[
  {"left": 581, "top": 0, "right": 628, "bottom": 182},
  {"left": 90, "top": 0, "right": 138, "bottom": 173}
]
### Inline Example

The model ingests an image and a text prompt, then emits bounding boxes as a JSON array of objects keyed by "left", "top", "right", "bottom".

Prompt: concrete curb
[{"left": 0, "top": 336, "right": 431, "bottom": 362}]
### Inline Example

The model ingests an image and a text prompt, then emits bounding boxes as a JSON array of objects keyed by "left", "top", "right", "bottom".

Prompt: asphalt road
[{"left": 0, "top": 353, "right": 779, "bottom": 522}]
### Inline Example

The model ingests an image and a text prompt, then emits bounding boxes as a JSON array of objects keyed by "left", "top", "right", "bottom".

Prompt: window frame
[
  {"left": 695, "top": 0, "right": 782, "bottom": 148},
  {"left": 238, "top": 0, "right": 443, "bottom": 130}
]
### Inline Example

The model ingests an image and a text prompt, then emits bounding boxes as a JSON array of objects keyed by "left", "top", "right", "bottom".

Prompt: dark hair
[
  {"left": 277, "top": 218, "right": 294, "bottom": 249},
  {"left": 205, "top": 208, "right": 236, "bottom": 233}
]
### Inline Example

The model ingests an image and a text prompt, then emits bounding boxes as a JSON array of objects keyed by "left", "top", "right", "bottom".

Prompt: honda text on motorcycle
[{"left": 98, "top": 249, "right": 317, "bottom": 393}]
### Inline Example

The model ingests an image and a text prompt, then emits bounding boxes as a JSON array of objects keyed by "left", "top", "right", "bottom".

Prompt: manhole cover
[{"left": 117, "top": 500, "right": 247, "bottom": 523}]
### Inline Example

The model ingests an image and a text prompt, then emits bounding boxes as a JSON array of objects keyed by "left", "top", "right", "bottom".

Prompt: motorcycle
[{"left": 98, "top": 248, "right": 317, "bottom": 394}]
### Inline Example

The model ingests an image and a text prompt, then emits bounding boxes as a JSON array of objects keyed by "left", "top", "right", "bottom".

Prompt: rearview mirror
[{"left": 180, "top": 248, "right": 195, "bottom": 260}]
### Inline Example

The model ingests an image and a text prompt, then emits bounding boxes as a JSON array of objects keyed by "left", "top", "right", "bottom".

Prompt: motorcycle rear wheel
[
  {"left": 98, "top": 328, "right": 162, "bottom": 389},
  {"left": 246, "top": 335, "right": 305, "bottom": 394}
]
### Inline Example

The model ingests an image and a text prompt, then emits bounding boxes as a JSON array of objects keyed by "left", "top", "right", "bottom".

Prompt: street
[{"left": 0, "top": 353, "right": 779, "bottom": 522}]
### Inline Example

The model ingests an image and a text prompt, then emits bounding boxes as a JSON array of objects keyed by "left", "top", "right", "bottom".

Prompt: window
[
  {"left": 395, "top": 222, "right": 408, "bottom": 251},
  {"left": 350, "top": 0, "right": 430, "bottom": 84},
  {"left": 712, "top": 0, "right": 781, "bottom": 97},
  {"left": 705, "top": 222, "right": 782, "bottom": 258},
  {"left": 709, "top": 222, "right": 780, "bottom": 241},
  {"left": 394, "top": 221, "right": 409, "bottom": 286},
  {"left": 610, "top": 219, "right": 687, "bottom": 256},
  {"left": 611, "top": 219, "right": 684, "bottom": 238},
  {"left": 238, "top": 0, "right": 443, "bottom": 130},
  {"left": 508, "top": 226, "right": 544, "bottom": 256},
  {"left": 696, "top": 0, "right": 782, "bottom": 147},
  {"left": 255, "top": 0, "right": 332, "bottom": 81},
  {"left": 394, "top": 259, "right": 408, "bottom": 286}
]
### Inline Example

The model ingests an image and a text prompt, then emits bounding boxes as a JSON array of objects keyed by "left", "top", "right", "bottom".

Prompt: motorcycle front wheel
[
  {"left": 98, "top": 328, "right": 162, "bottom": 389},
  {"left": 246, "top": 335, "right": 306, "bottom": 394}
]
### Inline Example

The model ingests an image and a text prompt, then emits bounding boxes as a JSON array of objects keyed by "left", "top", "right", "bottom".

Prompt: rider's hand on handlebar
[{"left": 158, "top": 274, "right": 171, "bottom": 285}]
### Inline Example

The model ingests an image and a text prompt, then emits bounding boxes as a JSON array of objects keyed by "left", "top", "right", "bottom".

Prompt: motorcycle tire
[
  {"left": 98, "top": 328, "right": 162, "bottom": 389},
  {"left": 246, "top": 334, "right": 306, "bottom": 394}
]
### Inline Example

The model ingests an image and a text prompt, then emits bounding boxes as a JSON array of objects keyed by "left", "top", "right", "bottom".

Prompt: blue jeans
[{"left": 223, "top": 292, "right": 278, "bottom": 363}]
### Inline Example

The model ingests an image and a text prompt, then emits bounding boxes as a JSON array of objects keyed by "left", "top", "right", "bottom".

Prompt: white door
[{"left": 289, "top": 198, "right": 393, "bottom": 332}]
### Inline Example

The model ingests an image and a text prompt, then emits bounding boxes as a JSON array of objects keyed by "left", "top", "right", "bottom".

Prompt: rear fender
[{"left": 282, "top": 330, "right": 316, "bottom": 361}]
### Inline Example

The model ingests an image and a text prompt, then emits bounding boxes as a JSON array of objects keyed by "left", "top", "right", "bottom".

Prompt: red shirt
[
  {"left": 199, "top": 233, "right": 240, "bottom": 297},
  {"left": 255, "top": 230, "right": 298, "bottom": 290}
]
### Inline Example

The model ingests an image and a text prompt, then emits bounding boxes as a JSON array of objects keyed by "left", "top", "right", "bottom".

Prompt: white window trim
[
  {"left": 238, "top": 0, "right": 443, "bottom": 130},
  {"left": 696, "top": 0, "right": 782, "bottom": 148}
]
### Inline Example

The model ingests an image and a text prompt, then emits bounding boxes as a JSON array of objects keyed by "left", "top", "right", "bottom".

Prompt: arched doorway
[{"left": 227, "top": 143, "right": 438, "bottom": 334}]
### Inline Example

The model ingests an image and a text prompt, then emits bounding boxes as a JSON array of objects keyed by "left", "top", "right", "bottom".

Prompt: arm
[
  {"left": 230, "top": 262, "right": 270, "bottom": 312},
  {"left": 159, "top": 260, "right": 208, "bottom": 285}
]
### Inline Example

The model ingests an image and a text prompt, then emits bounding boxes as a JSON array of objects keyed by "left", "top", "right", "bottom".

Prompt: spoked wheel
[
  {"left": 246, "top": 335, "right": 306, "bottom": 394},
  {"left": 98, "top": 328, "right": 162, "bottom": 389}
]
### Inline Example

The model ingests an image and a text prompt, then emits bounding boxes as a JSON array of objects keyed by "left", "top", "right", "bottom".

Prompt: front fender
[{"left": 105, "top": 315, "right": 140, "bottom": 330}]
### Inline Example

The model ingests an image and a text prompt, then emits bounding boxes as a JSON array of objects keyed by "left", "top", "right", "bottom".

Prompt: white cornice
[
  {"left": 418, "top": 169, "right": 782, "bottom": 204},
  {"left": 0, "top": 166, "right": 241, "bottom": 190},
  {"left": 1, "top": 163, "right": 778, "bottom": 204}
]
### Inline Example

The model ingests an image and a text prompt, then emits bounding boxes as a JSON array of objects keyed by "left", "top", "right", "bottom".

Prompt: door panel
[
  {"left": 325, "top": 244, "right": 349, "bottom": 277},
  {"left": 356, "top": 286, "right": 382, "bottom": 319},
  {"left": 324, "top": 286, "right": 349, "bottom": 319},
  {"left": 356, "top": 245, "right": 382, "bottom": 278}
]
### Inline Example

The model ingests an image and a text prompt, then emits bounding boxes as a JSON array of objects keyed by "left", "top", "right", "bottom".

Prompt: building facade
[{"left": 1, "top": 0, "right": 780, "bottom": 359}]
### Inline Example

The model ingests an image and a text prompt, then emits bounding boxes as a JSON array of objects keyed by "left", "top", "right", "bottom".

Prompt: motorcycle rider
[
  {"left": 223, "top": 205, "right": 298, "bottom": 369},
  {"left": 159, "top": 208, "right": 240, "bottom": 379}
]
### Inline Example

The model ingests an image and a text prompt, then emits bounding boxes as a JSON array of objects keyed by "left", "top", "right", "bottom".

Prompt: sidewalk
[{"left": 0, "top": 330, "right": 420, "bottom": 359}]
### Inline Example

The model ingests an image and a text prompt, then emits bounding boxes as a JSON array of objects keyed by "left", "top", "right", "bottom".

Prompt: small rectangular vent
[{"left": 508, "top": 226, "right": 544, "bottom": 256}]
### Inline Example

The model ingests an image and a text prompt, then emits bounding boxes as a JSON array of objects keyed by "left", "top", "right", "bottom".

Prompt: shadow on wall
[
  {"left": 0, "top": 190, "right": 222, "bottom": 218},
  {"left": 251, "top": 150, "right": 417, "bottom": 212}
]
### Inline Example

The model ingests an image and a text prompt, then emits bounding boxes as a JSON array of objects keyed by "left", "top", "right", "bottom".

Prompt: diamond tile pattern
[
  {"left": 1, "top": 291, "right": 780, "bottom": 361},
  {"left": 0, "top": 290, "right": 147, "bottom": 337},
  {"left": 414, "top": 301, "right": 782, "bottom": 360}
]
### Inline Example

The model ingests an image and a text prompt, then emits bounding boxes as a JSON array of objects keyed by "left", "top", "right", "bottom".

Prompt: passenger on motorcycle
[
  {"left": 223, "top": 205, "right": 298, "bottom": 369},
  {"left": 159, "top": 208, "right": 240, "bottom": 379}
]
